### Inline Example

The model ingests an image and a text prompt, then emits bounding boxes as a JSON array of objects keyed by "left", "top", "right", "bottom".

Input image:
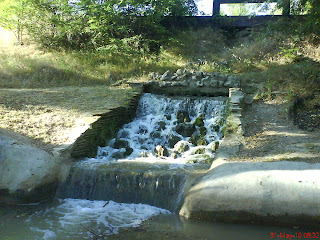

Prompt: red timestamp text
[{"left": 270, "top": 232, "right": 320, "bottom": 239}]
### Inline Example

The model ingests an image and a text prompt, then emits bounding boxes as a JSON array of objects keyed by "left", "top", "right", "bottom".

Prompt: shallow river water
[{"left": 0, "top": 201, "right": 316, "bottom": 240}]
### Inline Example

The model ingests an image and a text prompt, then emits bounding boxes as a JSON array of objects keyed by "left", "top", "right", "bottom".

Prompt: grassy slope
[
  {"left": 1, "top": 26, "right": 319, "bottom": 96},
  {"left": 0, "top": 24, "right": 319, "bottom": 151}
]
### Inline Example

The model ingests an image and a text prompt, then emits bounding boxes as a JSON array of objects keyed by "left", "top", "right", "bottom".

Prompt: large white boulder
[
  {"left": 180, "top": 159, "right": 320, "bottom": 226},
  {"left": 0, "top": 129, "right": 64, "bottom": 203}
]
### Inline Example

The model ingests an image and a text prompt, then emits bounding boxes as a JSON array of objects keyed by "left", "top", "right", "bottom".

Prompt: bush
[{"left": 26, "top": 0, "right": 197, "bottom": 52}]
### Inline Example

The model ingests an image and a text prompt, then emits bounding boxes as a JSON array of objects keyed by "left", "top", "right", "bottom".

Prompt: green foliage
[
  {"left": 220, "top": 3, "right": 255, "bottom": 16},
  {"left": 0, "top": 0, "right": 34, "bottom": 42},
  {"left": 278, "top": 47, "right": 300, "bottom": 61},
  {"left": 275, "top": 0, "right": 320, "bottom": 35},
  {"left": 20, "top": 0, "right": 197, "bottom": 51}
]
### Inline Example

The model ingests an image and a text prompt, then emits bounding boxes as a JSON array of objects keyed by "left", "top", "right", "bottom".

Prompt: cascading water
[
  {"left": 57, "top": 93, "right": 227, "bottom": 212},
  {"left": 91, "top": 93, "right": 226, "bottom": 164}
]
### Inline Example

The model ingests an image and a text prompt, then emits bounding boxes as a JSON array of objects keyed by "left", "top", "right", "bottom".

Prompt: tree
[
  {"left": 220, "top": 3, "right": 253, "bottom": 16},
  {"left": 276, "top": 0, "right": 320, "bottom": 34},
  {"left": 25, "top": 0, "right": 198, "bottom": 50},
  {"left": 0, "top": 0, "right": 33, "bottom": 42}
]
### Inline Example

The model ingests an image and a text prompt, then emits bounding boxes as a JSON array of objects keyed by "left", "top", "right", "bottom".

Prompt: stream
[{"left": 0, "top": 94, "right": 315, "bottom": 239}]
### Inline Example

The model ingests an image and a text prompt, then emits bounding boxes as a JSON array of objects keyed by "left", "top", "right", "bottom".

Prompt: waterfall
[
  {"left": 87, "top": 93, "right": 227, "bottom": 164},
  {"left": 57, "top": 93, "right": 227, "bottom": 212}
]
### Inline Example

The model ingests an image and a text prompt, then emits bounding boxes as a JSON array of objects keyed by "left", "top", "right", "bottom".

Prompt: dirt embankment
[
  {"left": 0, "top": 86, "right": 137, "bottom": 152},
  {"left": 230, "top": 99, "right": 320, "bottom": 163}
]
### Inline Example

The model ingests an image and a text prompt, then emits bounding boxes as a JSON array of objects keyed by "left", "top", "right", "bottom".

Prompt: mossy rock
[
  {"left": 112, "top": 147, "right": 133, "bottom": 159},
  {"left": 113, "top": 139, "right": 133, "bottom": 158},
  {"left": 118, "top": 130, "right": 130, "bottom": 138},
  {"left": 175, "top": 123, "right": 196, "bottom": 137},
  {"left": 177, "top": 110, "right": 191, "bottom": 123},
  {"left": 139, "top": 151, "right": 150, "bottom": 158},
  {"left": 154, "top": 145, "right": 169, "bottom": 157},
  {"left": 199, "top": 126, "right": 207, "bottom": 136},
  {"left": 168, "top": 135, "right": 182, "bottom": 148},
  {"left": 150, "top": 131, "right": 161, "bottom": 139},
  {"left": 165, "top": 114, "right": 172, "bottom": 120},
  {"left": 193, "top": 114, "right": 205, "bottom": 127},
  {"left": 197, "top": 138, "right": 208, "bottom": 146},
  {"left": 157, "top": 121, "right": 166, "bottom": 130},
  {"left": 137, "top": 125, "right": 148, "bottom": 134},
  {"left": 174, "top": 141, "right": 190, "bottom": 154},
  {"left": 114, "top": 139, "right": 129, "bottom": 149},
  {"left": 218, "top": 118, "right": 226, "bottom": 126},
  {"left": 195, "top": 148, "right": 206, "bottom": 154},
  {"left": 125, "top": 147, "right": 133, "bottom": 157},
  {"left": 187, "top": 154, "right": 213, "bottom": 164},
  {"left": 112, "top": 151, "right": 124, "bottom": 159},
  {"left": 210, "top": 124, "right": 220, "bottom": 132},
  {"left": 189, "top": 134, "right": 208, "bottom": 146},
  {"left": 212, "top": 141, "right": 220, "bottom": 152},
  {"left": 171, "top": 152, "right": 179, "bottom": 159}
]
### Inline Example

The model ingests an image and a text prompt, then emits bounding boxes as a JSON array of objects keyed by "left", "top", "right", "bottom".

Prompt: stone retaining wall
[
  {"left": 69, "top": 91, "right": 142, "bottom": 159},
  {"left": 130, "top": 69, "right": 241, "bottom": 97}
]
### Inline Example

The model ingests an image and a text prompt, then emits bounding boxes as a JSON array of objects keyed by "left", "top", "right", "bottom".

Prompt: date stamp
[{"left": 270, "top": 232, "right": 320, "bottom": 239}]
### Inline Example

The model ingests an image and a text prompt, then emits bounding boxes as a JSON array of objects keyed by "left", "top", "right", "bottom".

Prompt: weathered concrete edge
[
  {"left": 179, "top": 160, "right": 320, "bottom": 227},
  {"left": 55, "top": 90, "right": 143, "bottom": 160}
]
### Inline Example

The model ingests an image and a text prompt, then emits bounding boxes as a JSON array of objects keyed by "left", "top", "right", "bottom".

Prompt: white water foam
[
  {"left": 30, "top": 228, "right": 57, "bottom": 240},
  {"left": 83, "top": 93, "right": 226, "bottom": 166},
  {"left": 27, "top": 199, "right": 170, "bottom": 239}
]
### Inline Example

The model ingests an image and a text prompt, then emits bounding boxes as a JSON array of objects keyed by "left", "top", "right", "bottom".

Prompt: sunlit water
[
  {"left": 0, "top": 201, "right": 315, "bottom": 240},
  {"left": 85, "top": 93, "right": 227, "bottom": 165}
]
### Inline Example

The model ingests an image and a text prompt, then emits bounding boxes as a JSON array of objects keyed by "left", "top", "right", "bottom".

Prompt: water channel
[{"left": 0, "top": 94, "right": 316, "bottom": 239}]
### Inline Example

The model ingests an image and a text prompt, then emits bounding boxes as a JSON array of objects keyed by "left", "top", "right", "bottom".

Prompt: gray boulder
[
  {"left": 174, "top": 140, "right": 190, "bottom": 154},
  {"left": 175, "top": 123, "right": 196, "bottom": 137},
  {"left": 0, "top": 130, "right": 64, "bottom": 203}
]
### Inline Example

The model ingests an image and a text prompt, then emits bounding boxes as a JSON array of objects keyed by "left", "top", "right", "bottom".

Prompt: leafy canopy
[{"left": 7, "top": 0, "right": 197, "bottom": 50}]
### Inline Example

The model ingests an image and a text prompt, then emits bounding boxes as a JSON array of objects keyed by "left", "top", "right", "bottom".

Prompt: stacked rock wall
[
  {"left": 70, "top": 91, "right": 142, "bottom": 159},
  {"left": 131, "top": 69, "right": 241, "bottom": 97}
]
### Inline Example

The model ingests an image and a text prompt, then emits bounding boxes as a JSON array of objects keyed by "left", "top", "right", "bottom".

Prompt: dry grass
[
  {"left": 168, "top": 27, "right": 228, "bottom": 62},
  {"left": 0, "top": 28, "right": 108, "bottom": 88},
  {"left": 0, "top": 27, "right": 188, "bottom": 88}
]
